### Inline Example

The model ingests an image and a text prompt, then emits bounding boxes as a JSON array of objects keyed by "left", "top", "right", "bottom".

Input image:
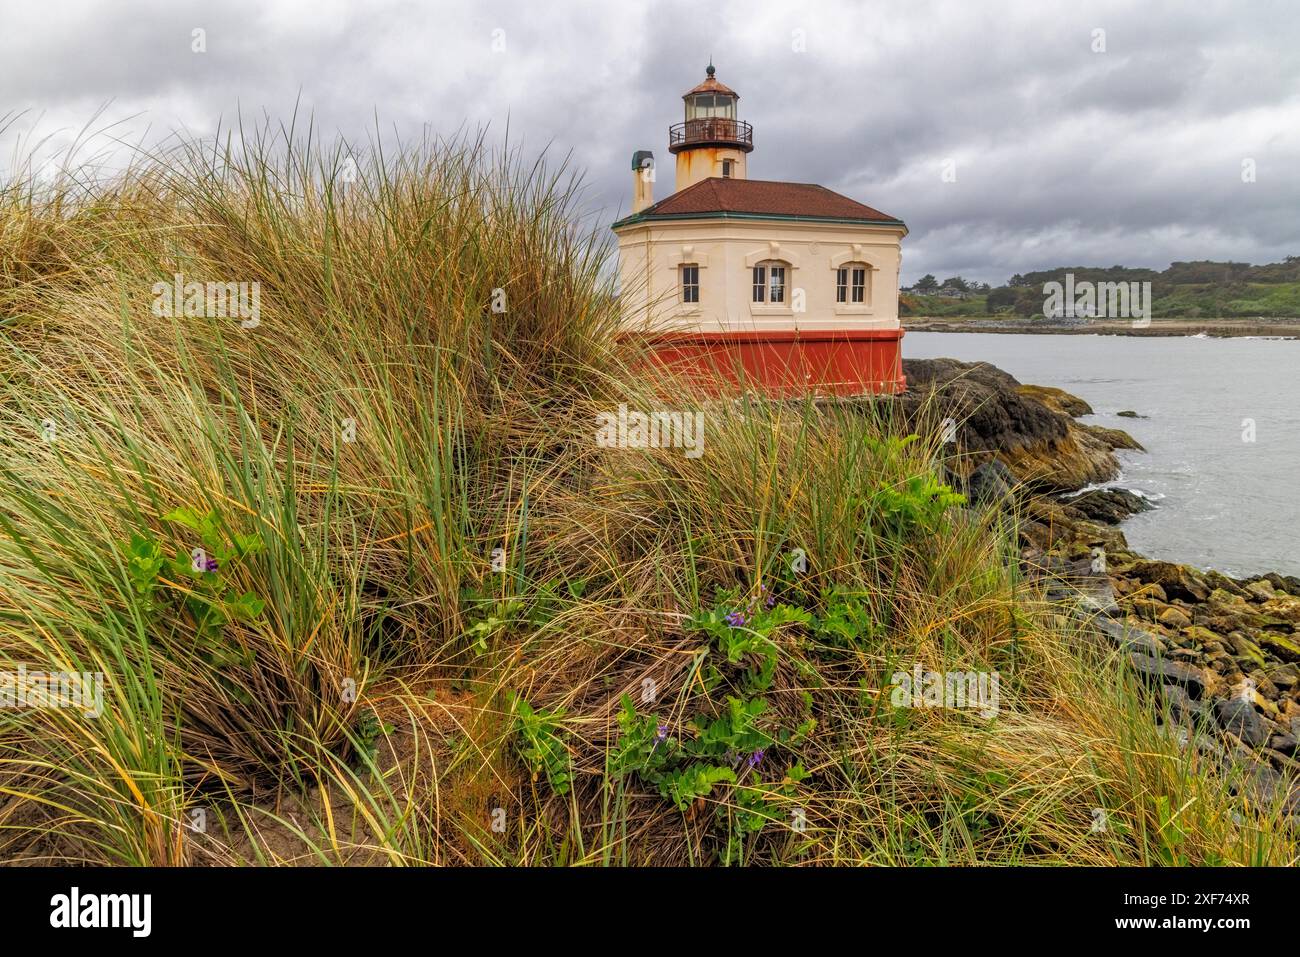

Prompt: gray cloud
[{"left": 2, "top": 0, "right": 1296, "bottom": 284}]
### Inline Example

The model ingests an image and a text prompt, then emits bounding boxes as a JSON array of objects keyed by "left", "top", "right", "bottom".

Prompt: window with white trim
[
  {"left": 836, "top": 263, "right": 868, "bottom": 304},
  {"left": 681, "top": 264, "right": 699, "bottom": 304},
  {"left": 753, "top": 261, "right": 787, "bottom": 304}
]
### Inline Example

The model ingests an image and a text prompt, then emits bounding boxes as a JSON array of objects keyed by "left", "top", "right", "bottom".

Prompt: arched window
[
  {"left": 836, "top": 263, "right": 870, "bottom": 304},
  {"left": 752, "top": 260, "right": 788, "bottom": 304}
]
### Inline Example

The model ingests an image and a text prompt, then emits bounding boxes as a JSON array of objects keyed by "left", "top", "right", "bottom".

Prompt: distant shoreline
[{"left": 903, "top": 317, "right": 1300, "bottom": 338}]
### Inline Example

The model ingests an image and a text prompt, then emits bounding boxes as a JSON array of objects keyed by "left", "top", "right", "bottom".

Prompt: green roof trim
[{"left": 611, "top": 209, "right": 908, "bottom": 231}]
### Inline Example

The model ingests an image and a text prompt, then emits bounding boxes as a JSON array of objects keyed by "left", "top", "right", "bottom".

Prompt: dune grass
[{"left": 0, "top": 122, "right": 1293, "bottom": 866}]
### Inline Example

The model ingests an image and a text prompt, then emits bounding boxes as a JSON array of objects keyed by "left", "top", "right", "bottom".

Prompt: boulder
[
  {"left": 1262, "top": 572, "right": 1300, "bottom": 596},
  {"left": 1079, "top": 423, "right": 1145, "bottom": 452},
  {"left": 1129, "top": 652, "right": 1207, "bottom": 698},
  {"left": 967, "top": 459, "right": 1017, "bottom": 507},
  {"left": 1129, "top": 597, "right": 1167, "bottom": 621},
  {"left": 1096, "top": 618, "right": 1163, "bottom": 656},
  {"left": 1128, "top": 560, "right": 1211, "bottom": 602},
  {"left": 900, "top": 359, "right": 1121, "bottom": 492},
  {"left": 1214, "top": 697, "right": 1270, "bottom": 748},
  {"left": 1162, "top": 683, "right": 1207, "bottom": 723},
  {"left": 1246, "top": 579, "right": 1277, "bottom": 602},
  {"left": 1204, "top": 570, "right": 1249, "bottom": 598},
  {"left": 1015, "top": 383, "right": 1093, "bottom": 416},
  {"left": 1261, "top": 596, "right": 1300, "bottom": 623},
  {"left": 1257, "top": 632, "right": 1300, "bottom": 664},
  {"left": 1061, "top": 487, "right": 1153, "bottom": 525},
  {"left": 1267, "top": 663, "right": 1299, "bottom": 689},
  {"left": 1182, "top": 625, "right": 1222, "bottom": 647}
]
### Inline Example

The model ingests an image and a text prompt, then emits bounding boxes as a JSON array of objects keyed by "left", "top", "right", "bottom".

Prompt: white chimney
[{"left": 632, "top": 150, "right": 654, "bottom": 213}]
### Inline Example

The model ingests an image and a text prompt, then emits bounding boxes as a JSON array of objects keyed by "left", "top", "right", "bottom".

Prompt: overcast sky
[{"left": 2, "top": 0, "right": 1297, "bottom": 284}]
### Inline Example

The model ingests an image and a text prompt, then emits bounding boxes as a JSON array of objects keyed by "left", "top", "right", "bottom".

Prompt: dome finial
[{"left": 706, "top": 58, "right": 715, "bottom": 77}]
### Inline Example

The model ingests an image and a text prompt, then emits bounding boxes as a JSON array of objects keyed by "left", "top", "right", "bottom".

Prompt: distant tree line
[{"left": 901, "top": 257, "right": 1300, "bottom": 318}]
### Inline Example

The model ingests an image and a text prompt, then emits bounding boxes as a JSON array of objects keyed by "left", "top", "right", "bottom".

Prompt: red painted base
[{"left": 642, "top": 328, "right": 906, "bottom": 398}]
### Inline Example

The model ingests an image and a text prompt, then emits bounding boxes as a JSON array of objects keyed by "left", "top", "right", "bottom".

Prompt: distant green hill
[{"left": 902, "top": 258, "right": 1300, "bottom": 319}]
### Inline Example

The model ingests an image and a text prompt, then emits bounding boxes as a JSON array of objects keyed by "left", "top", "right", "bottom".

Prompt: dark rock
[
  {"left": 1016, "top": 383, "right": 1093, "bottom": 416},
  {"left": 1130, "top": 597, "right": 1166, "bottom": 621},
  {"left": 1257, "top": 632, "right": 1300, "bottom": 663},
  {"left": 1116, "top": 410, "right": 1145, "bottom": 418},
  {"left": 1128, "top": 560, "right": 1211, "bottom": 602},
  {"left": 1060, "top": 487, "right": 1154, "bottom": 525},
  {"left": 1268, "top": 663, "right": 1299, "bottom": 689},
  {"left": 967, "top": 459, "right": 1017, "bottom": 506},
  {"left": 1214, "top": 697, "right": 1270, "bottom": 747},
  {"left": 1268, "top": 733, "right": 1297, "bottom": 756},
  {"left": 1204, "top": 570, "right": 1249, "bottom": 598},
  {"left": 1129, "top": 652, "right": 1206, "bottom": 698},
  {"left": 1079, "top": 423, "right": 1145, "bottom": 452},
  {"left": 1245, "top": 579, "right": 1276, "bottom": 602},
  {"left": 1224, "top": 631, "right": 1269, "bottom": 668},
  {"left": 900, "top": 358, "right": 1121, "bottom": 492},
  {"left": 1162, "top": 683, "right": 1208, "bottom": 723},
  {"left": 1097, "top": 619, "right": 1163, "bottom": 655},
  {"left": 1261, "top": 572, "right": 1300, "bottom": 596}
]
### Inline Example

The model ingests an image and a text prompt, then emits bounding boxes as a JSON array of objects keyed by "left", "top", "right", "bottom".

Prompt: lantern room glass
[{"left": 686, "top": 93, "right": 736, "bottom": 120}]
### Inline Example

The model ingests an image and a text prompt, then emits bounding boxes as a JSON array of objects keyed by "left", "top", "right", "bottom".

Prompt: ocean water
[{"left": 905, "top": 332, "right": 1300, "bottom": 578}]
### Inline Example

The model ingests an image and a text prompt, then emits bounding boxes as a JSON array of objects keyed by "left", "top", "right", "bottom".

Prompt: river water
[{"left": 905, "top": 332, "right": 1300, "bottom": 578}]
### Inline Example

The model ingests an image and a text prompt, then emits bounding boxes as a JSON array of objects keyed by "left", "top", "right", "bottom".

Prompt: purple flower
[
  {"left": 747, "top": 749, "right": 765, "bottom": 768},
  {"left": 203, "top": 556, "right": 219, "bottom": 573},
  {"left": 725, "top": 610, "right": 747, "bottom": 627},
  {"left": 651, "top": 724, "right": 668, "bottom": 753},
  {"left": 764, "top": 594, "right": 776, "bottom": 609}
]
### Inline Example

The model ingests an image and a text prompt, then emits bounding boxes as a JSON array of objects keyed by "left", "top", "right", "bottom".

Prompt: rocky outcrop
[
  {"left": 900, "top": 358, "right": 1126, "bottom": 491},
  {"left": 914, "top": 358, "right": 1300, "bottom": 806}
]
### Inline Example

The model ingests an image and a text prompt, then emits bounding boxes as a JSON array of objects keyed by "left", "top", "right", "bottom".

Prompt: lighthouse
[{"left": 613, "top": 64, "right": 908, "bottom": 397}]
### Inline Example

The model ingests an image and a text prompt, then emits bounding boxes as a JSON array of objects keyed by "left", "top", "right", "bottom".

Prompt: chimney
[{"left": 632, "top": 150, "right": 654, "bottom": 213}]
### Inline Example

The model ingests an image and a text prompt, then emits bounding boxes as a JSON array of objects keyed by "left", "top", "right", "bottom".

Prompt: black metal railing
[{"left": 668, "top": 118, "right": 753, "bottom": 152}]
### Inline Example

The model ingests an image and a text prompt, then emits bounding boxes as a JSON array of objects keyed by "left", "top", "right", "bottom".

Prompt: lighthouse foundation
[{"left": 640, "top": 328, "right": 906, "bottom": 398}]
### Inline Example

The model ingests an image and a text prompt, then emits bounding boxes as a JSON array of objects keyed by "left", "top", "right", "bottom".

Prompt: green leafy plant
[
  {"left": 685, "top": 589, "right": 811, "bottom": 693},
  {"left": 119, "top": 509, "right": 265, "bottom": 660},
  {"left": 354, "top": 708, "right": 394, "bottom": 766},
  {"left": 612, "top": 690, "right": 813, "bottom": 819},
  {"left": 461, "top": 592, "right": 526, "bottom": 654},
  {"left": 810, "top": 586, "right": 884, "bottom": 651},
  {"left": 868, "top": 473, "right": 966, "bottom": 538},
  {"left": 459, "top": 577, "right": 586, "bottom": 654},
  {"left": 511, "top": 695, "right": 572, "bottom": 795}
]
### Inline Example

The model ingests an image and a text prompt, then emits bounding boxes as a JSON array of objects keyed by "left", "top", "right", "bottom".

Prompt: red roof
[
  {"left": 622, "top": 178, "right": 903, "bottom": 225},
  {"left": 685, "top": 74, "right": 738, "bottom": 97}
]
